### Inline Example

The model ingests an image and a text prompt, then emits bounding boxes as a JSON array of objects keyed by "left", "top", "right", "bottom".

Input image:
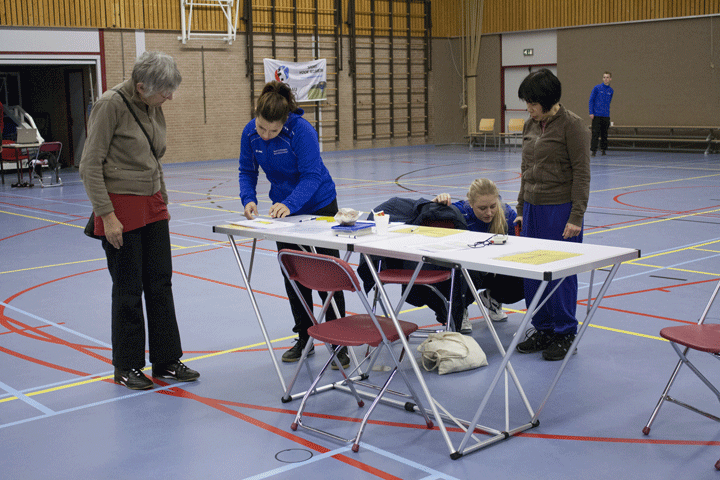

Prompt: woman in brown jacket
[
  {"left": 80, "top": 52, "right": 199, "bottom": 390},
  {"left": 513, "top": 68, "right": 591, "bottom": 361}
]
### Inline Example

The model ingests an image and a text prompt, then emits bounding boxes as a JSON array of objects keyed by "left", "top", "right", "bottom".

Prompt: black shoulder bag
[{"left": 84, "top": 89, "right": 159, "bottom": 239}]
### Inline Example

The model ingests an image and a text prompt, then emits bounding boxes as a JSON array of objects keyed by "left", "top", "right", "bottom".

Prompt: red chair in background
[
  {"left": 1, "top": 139, "right": 30, "bottom": 186},
  {"left": 29, "top": 141, "right": 63, "bottom": 187},
  {"left": 277, "top": 249, "right": 434, "bottom": 452}
]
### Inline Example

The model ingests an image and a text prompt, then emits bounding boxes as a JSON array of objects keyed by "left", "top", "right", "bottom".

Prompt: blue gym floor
[{"left": 2, "top": 145, "right": 720, "bottom": 479}]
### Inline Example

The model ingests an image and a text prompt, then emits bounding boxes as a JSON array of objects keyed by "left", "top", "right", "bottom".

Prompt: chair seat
[
  {"left": 377, "top": 269, "right": 452, "bottom": 285},
  {"left": 308, "top": 315, "right": 419, "bottom": 347},
  {"left": 660, "top": 324, "right": 720, "bottom": 353}
]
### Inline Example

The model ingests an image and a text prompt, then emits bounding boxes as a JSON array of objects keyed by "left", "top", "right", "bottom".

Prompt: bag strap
[{"left": 114, "top": 89, "right": 159, "bottom": 160}]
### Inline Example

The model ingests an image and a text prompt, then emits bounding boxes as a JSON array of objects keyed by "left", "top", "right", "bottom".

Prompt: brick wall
[{"left": 100, "top": 30, "right": 446, "bottom": 163}]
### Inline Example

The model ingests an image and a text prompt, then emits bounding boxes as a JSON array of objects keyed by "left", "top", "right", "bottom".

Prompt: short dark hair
[
  {"left": 518, "top": 68, "right": 561, "bottom": 113},
  {"left": 255, "top": 81, "right": 298, "bottom": 123}
]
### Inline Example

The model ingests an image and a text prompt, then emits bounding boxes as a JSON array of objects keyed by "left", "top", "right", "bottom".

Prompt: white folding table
[{"left": 213, "top": 220, "right": 640, "bottom": 458}]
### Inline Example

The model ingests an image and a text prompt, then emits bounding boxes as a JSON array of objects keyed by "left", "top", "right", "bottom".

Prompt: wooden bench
[{"left": 607, "top": 125, "right": 720, "bottom": 154}]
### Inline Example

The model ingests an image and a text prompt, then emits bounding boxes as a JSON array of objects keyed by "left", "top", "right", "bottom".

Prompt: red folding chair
[
  {"left": 372, "top": 220, "right": 462, "bottom": 334},
  {"left": 277, "top": 249, "right": 434, "bottom": 452},
  {"left": 642, "top": 280, "right": 720, "bottom": 469},
  {"left": 29, "top": 141, "right": 63, "bottom": 187},
  {"left": 1, "top": 139, "right": 30, "bottom": 186}
]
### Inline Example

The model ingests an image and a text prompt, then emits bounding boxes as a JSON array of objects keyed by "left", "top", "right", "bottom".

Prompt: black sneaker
[
  {"left": 331, "top": 347, "right": 350, "bottom": 370},
  {"left": 601, "top": 150, "right": 606, "bottom": 156},
  {"left": 590, "top": 151, "right": 596, "bottom": 157},
  {"left": 152, "top": 360, "right": 200, "bottom": 381},
  {"left": 114, "top": 368, "right": 154, "bottom": 390},
  {"left": 282, "top": 337, "right": 314, "bottom": 363},
  {"left": 516, "top": 328, "right": 555, "bottom": 354},
  {"left": 542, "top": 333, "right": 577, "bottom": 361}
]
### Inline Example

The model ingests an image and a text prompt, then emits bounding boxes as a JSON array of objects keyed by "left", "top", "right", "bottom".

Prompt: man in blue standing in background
[{"left": 588, "top": 71, "right": 613, "bottom": 156}]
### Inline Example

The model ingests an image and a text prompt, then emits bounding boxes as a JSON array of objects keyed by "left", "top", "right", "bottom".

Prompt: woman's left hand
[
  {"left": 432, "top": 193, "right": 451, "bottom": 206},
  {"left": 269, "top": 202, "right": 290, "bottom": 218},
  {"left": 562, "top": 222, "right": 581, "bottom": 239}
]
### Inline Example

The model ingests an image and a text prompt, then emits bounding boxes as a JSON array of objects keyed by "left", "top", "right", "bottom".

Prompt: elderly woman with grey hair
[{"left": 80, "top": 51, "right": 199, "bottom": 390}]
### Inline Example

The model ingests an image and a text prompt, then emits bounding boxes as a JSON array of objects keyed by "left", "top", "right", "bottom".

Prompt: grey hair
[{"left": 131, "top": 51, "right": 182, "bottom": 97}]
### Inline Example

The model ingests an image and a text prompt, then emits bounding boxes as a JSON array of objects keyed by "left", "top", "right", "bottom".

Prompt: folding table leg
[
  {"left": 455, "top": 279, "right": 548, "bottom": 457},
  {"left": 361, "top": 254, "right": 453, "bottom": 454},
  {"left": 227, "top": 234, "right": 288, "bottom": 393}
]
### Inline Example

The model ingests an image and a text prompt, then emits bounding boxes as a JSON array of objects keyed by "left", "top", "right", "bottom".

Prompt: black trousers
[
  {"left": 404, "top": 270, "right": 525, "bottom": 330},
  {"left": 102, "top": 219, "right": 183, "bottom": 370},
  {"left": 277, "top": 199, "right": 346, "bottom": 340},
  {"left": 591, "top": 116, "right": 611, "bottom": 152}
]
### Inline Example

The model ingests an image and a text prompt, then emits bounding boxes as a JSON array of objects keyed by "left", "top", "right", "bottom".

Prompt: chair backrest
[
  {"left": 35, "top": 142, "right": 62, "bottom": 166},
  {"left": 507, "top": 118, "right": 524, "bottom": 132},
  {"left": 38, "top": 141, "right": 62, "bottom": 155},
  {"left": 478, "top": 118, "right": 495, "bottom": 132},
  {"left": 278, "top": 249, "right": 360, "bottom": 294}
]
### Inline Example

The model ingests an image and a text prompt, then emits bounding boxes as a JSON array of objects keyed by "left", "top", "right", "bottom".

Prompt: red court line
[
  {"left": 517, "top": 431, "right": 720, "bottom": 446},
  {"left": 614, "top": 187, "right": 720, "bottom": 214},
  {"left": 160, "top": 388, "right": 404, "bottom": 480},
  {"left": 189, "top": 395, "right": 720, "bottom": 449}
]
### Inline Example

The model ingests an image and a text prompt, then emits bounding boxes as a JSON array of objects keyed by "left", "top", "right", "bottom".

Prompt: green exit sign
[{"left": 523, "top": 49, "right": 534, "bottom": 56}]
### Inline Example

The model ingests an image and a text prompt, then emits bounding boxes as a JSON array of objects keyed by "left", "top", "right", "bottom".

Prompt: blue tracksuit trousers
[{"left": 522, "top": 202, "right": 582, "bottom": 336}]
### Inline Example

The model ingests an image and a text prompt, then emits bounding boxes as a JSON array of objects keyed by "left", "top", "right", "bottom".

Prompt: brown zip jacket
[
  {"left": 517, "top": 104, "right": 591, "bottom": 227},
  {"left": 79, "top": 79, "right": 168, "bottom": 217}
]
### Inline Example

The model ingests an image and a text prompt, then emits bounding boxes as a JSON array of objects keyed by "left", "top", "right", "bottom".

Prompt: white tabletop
[
  {"left": 213, "top": 219, "right": 639, "bottom": 281},
  {"left": 3, "top": 142, "right": 41, "bottom": 148}
]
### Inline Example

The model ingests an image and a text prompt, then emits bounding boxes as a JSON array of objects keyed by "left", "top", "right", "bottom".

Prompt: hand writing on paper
[
  {"left": 269, "top": 202, "right": 290, "bottom": 218},
  {"left": 244, "top": 202, "right": 258, "bottom": 220}
]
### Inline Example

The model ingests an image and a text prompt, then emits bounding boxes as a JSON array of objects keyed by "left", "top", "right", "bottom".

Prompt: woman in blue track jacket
[{"left": 238, "top": 81, "right": 347, "bottom": 367}]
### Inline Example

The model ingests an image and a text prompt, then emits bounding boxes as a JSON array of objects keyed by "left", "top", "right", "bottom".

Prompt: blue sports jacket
[
  {"left": 588, "top": 83, "right": 614, "bottom": 117},
  {"left": 238, "top": 108, "right": 337, "bottom": 215},
  {"left": 453, "top": 198, "right": 517, "bottom": 234}
]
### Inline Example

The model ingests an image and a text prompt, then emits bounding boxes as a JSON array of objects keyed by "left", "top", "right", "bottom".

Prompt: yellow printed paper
[
  {"left": 495, "top": 249, "right": 582, "bottom": 265},
  {"left": 393, "top": 226, "right": 458, "bottom": 238}
]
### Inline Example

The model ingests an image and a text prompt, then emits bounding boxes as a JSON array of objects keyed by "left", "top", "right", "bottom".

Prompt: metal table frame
[{"left": 213, "top": 220, "right": 639, "bottom": 458}]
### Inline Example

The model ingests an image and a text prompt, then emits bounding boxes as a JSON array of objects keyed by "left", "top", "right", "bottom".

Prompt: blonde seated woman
[{"left": 405, "top": 178, "right": 525, "bottom": 333}]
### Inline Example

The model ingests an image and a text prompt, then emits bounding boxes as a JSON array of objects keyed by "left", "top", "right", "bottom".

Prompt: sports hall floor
[{"left": 2, "top": 144, "right": 720, "bottom": 479}]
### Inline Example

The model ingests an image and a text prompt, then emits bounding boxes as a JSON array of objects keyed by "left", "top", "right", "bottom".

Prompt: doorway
[
  {"left": 501, "top": 64, "right": 557, "bottom": 133},
  {"left": 0, "top": 64, "right": 94, "bottom": 166}
]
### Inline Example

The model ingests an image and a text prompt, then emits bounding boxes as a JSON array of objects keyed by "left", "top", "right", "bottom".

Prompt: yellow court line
[
  {"left": 627, "top": 238, "right": 720, "bottom": 262},
  {"left": 0, "top": 257, "right": 105, "bottom": 275},
  {"left": 0, "top": 209, "right": 84, "bottom": 229},
  {"left": 0, "top": 241, "right": 229, "bottom": 275},
  {"left": 583, "top": 322, "right": 665, "bottom": 342},
  {"left": 0, "top": 304, "right": 666, "bottom": 405},
  {"left": 623, "top": 262, "right": 720, "bottom": 276},
  {"left": 174, "top": 203, "right": 243, "bottom": 213},
  {"left": 500, "top": 308, "right": 665, "bottom": 341},
  {"left": 591, "top": 172, "right": 720, "bottom": 193},
  {"left": 0, "top": 336, "right": 296, "bottom": 404},
  {"left": 585, "top": 208, "right": 720, "bottom": 236},
  {"left": 0, "top": 304, "right": 426, "bottom": 404}
]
